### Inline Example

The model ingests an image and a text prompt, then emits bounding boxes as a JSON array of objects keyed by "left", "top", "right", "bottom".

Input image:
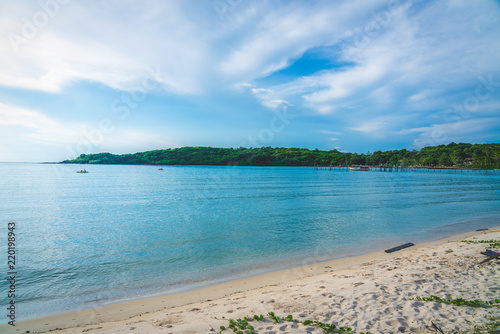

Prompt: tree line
[{"left": 62, "top": 142, "right": 500, "bottom": 169}]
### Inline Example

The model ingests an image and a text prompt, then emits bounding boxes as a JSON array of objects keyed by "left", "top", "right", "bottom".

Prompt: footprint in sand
[{"left": 156, "top": 320, "right": 174, "bottom": 328}]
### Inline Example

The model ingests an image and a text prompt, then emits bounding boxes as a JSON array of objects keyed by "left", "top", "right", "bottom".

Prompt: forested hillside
[{"left": 62, "top": 142, "right": 500, "bottom": 169}]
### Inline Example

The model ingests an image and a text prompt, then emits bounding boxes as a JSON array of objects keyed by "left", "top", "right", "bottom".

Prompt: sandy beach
[{"left": 3, "top": 227, "right": 499, "bottom": 334}]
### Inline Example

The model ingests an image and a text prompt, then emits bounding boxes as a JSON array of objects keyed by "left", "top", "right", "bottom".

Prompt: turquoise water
[{"left": 0, "top": 163, "right": 499, "bottom": 321}]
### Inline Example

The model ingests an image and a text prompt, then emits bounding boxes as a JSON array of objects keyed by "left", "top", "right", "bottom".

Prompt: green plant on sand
[
  {"left": 212, "top": 312, "right": 370, "bottom": 334},
  {"left": 416, "top": 295, "right": 500, "bottom": 308},
  {"left": 462, "top": 239, "right": 500, "bottom": 249},
  {"left": 417, "top": 296, "right": 500, "bottom": 333}
]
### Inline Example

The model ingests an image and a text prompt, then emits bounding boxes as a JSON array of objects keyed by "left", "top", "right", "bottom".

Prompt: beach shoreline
[{"left": 2, "top": 226, "right": 499, "bottom": 333}]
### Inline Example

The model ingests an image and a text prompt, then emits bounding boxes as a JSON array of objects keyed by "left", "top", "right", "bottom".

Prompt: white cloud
[
  {"left": 0, "top": 0, "right": 499, "bottom": 159},
  {"left": 0, "top": 103, "right": 81, "bottom": 144},
  {"left": 251, "top": 88, "right": 273, "bottom": 95},
  {"left": 350, "top": 117, "right": 392, "bottom": 137},
  {"left": 0, "top": 0, "right": 389, "bottom": 95},
  {"left": 302, "top": 59, "right": 389, "bottom": 103},
  {"left": 0, "top": 102, "right": 177, "bottom": 161},
  {"left": 97, "top": 128, "right": 176, "bottom": 154},
  {"left": 242, "top": 0, "right": 500, "bottom": 149},
  {"left": 318, "top": 130, "right": 342, "bottom": 135},
  {"left": 1, "top": 0, "right": 498, "bottom": 102},
  {"left": 249, "top": 86, "right": 293, "bottom": 110},
  {"left": 262, "top": 99, "right": 293, "bottom": 109},
  {"left": 409, "top": 90, "right": 433, "bottom": 102},
  {"left": 410, "top": 118, "right": 499, "bottom": 149},
  {"left": 0, "top": 1, "right": 212, "bottom": 94},
  {"left": 268, "top": 1, "right": 500, "bottom": 117},
  {"left": 316, "top": 105, "right": 334, "bottom": 114}
]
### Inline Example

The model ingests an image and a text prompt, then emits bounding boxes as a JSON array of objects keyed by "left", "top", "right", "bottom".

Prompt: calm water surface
[{"left": 0, "top": 163, "right": 499, "bottom": 321}]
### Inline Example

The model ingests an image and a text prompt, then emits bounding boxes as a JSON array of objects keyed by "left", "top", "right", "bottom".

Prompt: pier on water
[{"left": 313, "top": 165, "right": 500, "bottom": 174}]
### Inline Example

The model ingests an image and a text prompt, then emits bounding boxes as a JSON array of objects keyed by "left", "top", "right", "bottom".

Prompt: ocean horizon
[{"left": 1, "top": 163, "right": 499, "bottom": 322}]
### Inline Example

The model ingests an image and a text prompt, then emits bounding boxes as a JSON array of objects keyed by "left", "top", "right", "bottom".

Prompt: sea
[{"left": 1, "top": 163, "right": 499, "bottom": 322}]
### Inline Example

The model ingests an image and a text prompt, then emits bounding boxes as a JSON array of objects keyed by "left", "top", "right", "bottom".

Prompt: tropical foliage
[{"left": 62, "top": 143, "right": 500, "bottom": 169}]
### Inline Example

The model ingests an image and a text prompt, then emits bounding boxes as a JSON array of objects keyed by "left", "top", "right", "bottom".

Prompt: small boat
[
  {"left": 158, "top": 168, "right": 164, "bottom": 170},
  {"left": 349, "top": 165, "right": 370, "bottom": 171},
  {"left": 76, "top": 170, "right": 88, "bottom": 173}
]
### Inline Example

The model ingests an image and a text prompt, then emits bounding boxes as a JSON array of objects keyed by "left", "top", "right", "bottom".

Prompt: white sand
[{"left": 2, "top": 227, "right": 499, "bottom": 334}]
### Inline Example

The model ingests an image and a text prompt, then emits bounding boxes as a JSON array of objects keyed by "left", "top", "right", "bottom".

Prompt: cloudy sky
[{"left": 0, "top": 0, "right": 499, "bottom": 162}]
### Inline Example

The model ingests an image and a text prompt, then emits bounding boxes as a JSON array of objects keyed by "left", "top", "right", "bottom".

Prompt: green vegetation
[
  {"left": 470, "top": 317, "right": 500, "bottom": 334},
  {"left": 437, "top": 317, "right": 500, "bottom": 334},
  {"left": 214, "top": 296, "right": 500, "bottom": 333},
  {"left": 62, "top": 142, "right": 500, "bottom": 169},
  {"left": 416, "top": 296, "right": 500, "bottom": 333},
  {"left": 213, "top": 312, "right": 370, "bottom": 334},
  {"left": 415, "top": 295, "right": 500, "bottom": 308},
  {"left": 462, "top": 239, "right": 500, "bottom": 249}
]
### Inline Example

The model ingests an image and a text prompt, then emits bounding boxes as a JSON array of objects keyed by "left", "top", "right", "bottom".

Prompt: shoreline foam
[{"left": 2, "top": 226, "right": 499, "bottom": 333}]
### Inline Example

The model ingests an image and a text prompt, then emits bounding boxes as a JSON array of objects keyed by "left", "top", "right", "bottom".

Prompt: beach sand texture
[{"left": 4, "top": 227, "right": 499, "bottom": 334}]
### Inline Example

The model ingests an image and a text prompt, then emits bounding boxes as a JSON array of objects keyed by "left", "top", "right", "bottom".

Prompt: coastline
[{"left": 2, "top": 226, "right": 499, "bottom": 333}]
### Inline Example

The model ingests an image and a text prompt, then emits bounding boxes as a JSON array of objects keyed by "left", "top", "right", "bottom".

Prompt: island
[{"left": 61, "top": 142, "right": 500, "bottom": 169}]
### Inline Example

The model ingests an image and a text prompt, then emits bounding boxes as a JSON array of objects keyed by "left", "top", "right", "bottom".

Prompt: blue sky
[{"left": 0, "top": 0, "right": 499, "bottom": 162}]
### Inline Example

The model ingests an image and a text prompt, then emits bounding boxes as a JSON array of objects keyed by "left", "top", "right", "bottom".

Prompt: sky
[{"left": 0, "top": 0, "right": 499, "bottom": 162}]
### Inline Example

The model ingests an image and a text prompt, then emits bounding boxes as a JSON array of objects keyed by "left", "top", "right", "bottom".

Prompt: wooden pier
[
  {"left": 313, "top": 165, "right": 498, "bottom": 173},
  {"left": 313, "top": 165, "right": 348, "bottom": 171}
]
